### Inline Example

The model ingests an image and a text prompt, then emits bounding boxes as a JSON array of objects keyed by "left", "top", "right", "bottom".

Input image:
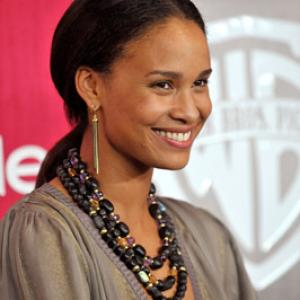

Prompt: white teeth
[{"left": 154, "top": 130, "right": 192, "bottom": 142}]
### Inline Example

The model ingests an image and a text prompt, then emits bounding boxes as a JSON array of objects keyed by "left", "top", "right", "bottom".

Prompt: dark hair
[{"left": 35, "top": 0, "right": 206, "bottom": 187}]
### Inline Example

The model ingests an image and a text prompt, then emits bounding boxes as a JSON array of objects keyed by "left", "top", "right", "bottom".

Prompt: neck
[{"left": 80, "top": 127, "right": 154, "bottom": 221}]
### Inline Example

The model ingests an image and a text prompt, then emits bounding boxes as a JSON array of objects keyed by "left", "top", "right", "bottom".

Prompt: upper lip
[{"left": 152, "top": 125, "right": 196, "bottom": 133}]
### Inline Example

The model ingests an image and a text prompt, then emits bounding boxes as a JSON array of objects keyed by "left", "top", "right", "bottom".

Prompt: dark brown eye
[
  {"left": 193, "top": 79, "right": 208, "bottom": 87},
  {"left": 152, "top": 81, "right": 173, "bottom": 89}
]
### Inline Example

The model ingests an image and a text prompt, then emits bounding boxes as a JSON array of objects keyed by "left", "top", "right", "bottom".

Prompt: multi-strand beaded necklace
[{"left": 57, "top": 148, "right": 188, "bottom": 300}]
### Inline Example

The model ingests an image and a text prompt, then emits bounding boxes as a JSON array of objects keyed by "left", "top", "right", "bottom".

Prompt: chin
[{"left": 153, "top": 156, "right": 190, "bottom": 171}]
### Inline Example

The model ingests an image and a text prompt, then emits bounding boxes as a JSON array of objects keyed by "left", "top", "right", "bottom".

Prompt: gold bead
[
  {"left": 179, "top": 266, "right": 187, "bottom": 272},
  {"left": 169, "top": 266, "right": 178, "bottom": 277},
  {"left": 90, "top": 199, "right": 100, "bottom": 211},
  {"left": 68, "top": 168, "right": 76, "bottom": 177},
  {"left": 117, "top": 238, "right": 128, "bottom": 247},
  {"left": 89, "top": 210, "right": 97, "bottom": 217},
  {"left": 132, "top": 265, "right": 140, "bottom": 273},
  {"left": 149, "top": 274, "right": 158, "bottom": 284},
  {"left": 146, "top": 283, "right": 154, "bottom": 290},
  {"left": 100, "top": 228, "right": 108, "bottom": 235}
]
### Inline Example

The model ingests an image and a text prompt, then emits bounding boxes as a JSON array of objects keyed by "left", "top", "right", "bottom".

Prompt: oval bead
[
  {"left": 79, "top": 185, "right": 88, "bottom": 195},
  {"left": 159, "top": 245, "right": 171, "bottom": 257},
  {"left": 79, "top": 200, "right": 90, "bottom": 213},
  {"left": 86, "top": 177, "right": 99, "bottom": 190},
  {"left": 101, "top": 199, "right": 114, "bottom": 213},
  {"left": 92, "top": 215, "right": 105, "bottom": 229},
  {"left": 63, "top": 159, "right": 72, "bottom": 169},
  {"left": 150, "top": 258, "right": 163, "bottom": 270},
  {"left": 126, "top": 256, "right": 139, "bottom": 269},
  {"left": 115, "top": 222, "right": 129, "bottom": 238},
  {"left": 107, "top": 239, "right": 118, "bottom": 249},
  {"left": 148, "top": 203, "right": 160, "bottom": 218},
  {"left": 121, "top": 248, "right": 134, "bottom": 262},
  {"left": 158, "top": 226, "right": 173, "bottom": 239},
  {"left": 133, "top": 245, "right": 146, "bottom": 257},
  {"left": 114, "top": 246, "right": 125, "bottom": 256},
  {"left": 137, "top": 271, "right": 149, "bottom": 283},
  {"left": 68, "top": 148, "right": 79, "bottom": 157},
  {"left": 147, "top": 285, "right": 161, "bottom": 298}
]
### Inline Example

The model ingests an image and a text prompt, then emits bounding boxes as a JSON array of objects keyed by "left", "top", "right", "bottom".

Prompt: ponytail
[{"left": 35, "top": 121, "right": 87, "bottom": 188}]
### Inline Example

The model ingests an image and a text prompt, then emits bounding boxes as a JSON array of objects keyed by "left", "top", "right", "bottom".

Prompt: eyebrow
[{"left": 145, "top": 68, "right": 213, "bottom": 79}]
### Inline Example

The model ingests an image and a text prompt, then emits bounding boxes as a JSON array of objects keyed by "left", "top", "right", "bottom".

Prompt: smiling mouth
[{"left": 154, "top": 129, "right": 192, "bottom": 144}]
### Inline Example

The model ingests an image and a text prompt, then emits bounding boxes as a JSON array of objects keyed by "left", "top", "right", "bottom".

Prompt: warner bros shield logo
[{"left": 154, "top": 16, "right": 300, "bottom": 290}]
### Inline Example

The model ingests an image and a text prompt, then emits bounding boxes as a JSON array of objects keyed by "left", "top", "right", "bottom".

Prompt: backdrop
[{"left": 0, "top": 1, "right": 299, "bottom": 299}]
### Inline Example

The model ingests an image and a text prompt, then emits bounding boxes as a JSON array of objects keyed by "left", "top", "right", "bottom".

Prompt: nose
[{"left": 169, "top": 90, "right": 212, "bottom": 125}]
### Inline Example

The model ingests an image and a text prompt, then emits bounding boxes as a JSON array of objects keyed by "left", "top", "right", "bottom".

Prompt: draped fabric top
[{"left": 0, "top": 183, "right": 256, "bottom": 300}]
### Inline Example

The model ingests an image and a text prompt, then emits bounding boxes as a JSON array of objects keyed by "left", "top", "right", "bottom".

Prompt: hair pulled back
[{"left": 36, "top": 0, "right": 206, "bottom": 187}]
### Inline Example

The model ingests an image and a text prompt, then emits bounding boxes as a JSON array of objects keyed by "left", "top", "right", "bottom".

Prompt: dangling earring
[{"left": 92, "top": 109, "right": 100, "bottom": 174}]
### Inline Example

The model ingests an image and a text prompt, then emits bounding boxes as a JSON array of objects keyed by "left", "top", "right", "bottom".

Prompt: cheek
[{"left": 198, "top": 93, "right": 212, "bottom": 121}]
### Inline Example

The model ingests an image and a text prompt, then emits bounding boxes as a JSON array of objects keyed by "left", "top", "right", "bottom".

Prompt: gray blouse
[{"left": 0, "top": 184, "right": 256, "bottom": 300}]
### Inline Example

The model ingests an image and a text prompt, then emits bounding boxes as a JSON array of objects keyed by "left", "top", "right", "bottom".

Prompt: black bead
[
  {"left": 67, "top": 181, "right": 76, "bottom": 189},
  {"left": 133, "top": 245, "right": 146, "bottom": 258},
  {"left": 121, "top": 248, "right": 134, "bottom": 262},
  {"left": 169, "top": 254, "right": 184, "bottom": 266},
  {"left": 86, "top": 177, "right": 99, "bottom": 190},
  {"left": 156, "top": 280, "right": 164, "bottom": 291},
  {"left": 78, "top": 200, "right": 90, "bottom": 213},
  {"left": 165, "top": 275, "right": 176, "bottom": 289},
  {"left": 56, "top": 166, "right": 65, "bottom": 176},
  {"left": 135, "top": 254, "right": 144, "bottom": 266},
  {"left": 178, "top": 270, "right": 188, "bottom": 279},
  {"left": 98, "top": 208, "right": 107, "bottom": 217},
  {"left": 69, "top": 188, "right": 79, "bottom": 196},
  {"left": 72, "top": 175, "right": 80, "bottom": 184},
  {"left": 61, "top": 177, "right": 71, "bottom": 185},
  {"left": 112, "top": 228, "right": 121, "bottom": 238},
  {"left": 104, "top": 219, "right": 116, "bottom": 230},
  {"left": 126, "top": 256, "right": 139, "bottom": 269},
  {"left": 159, "top": 245, "right": 171, "bottom": 257},
  {"left": 68, "top": 148, "right": 79, "bottom": 158},
  {"left": 73, "top": 194, "right": 84, "bottom": 202},
  {"left": 147, "top": 286, "right": 161, "bottom": 298},
  {"left": 101, "top": 199, "right": 114, "bottom": 213},
  {"left": 63, "top": 159, "right": 72, "bottom": 169},
  {"left": 107, "top": 239, "right": 118, "bottom": 249},
  {"left": 102, "top": 231, "right": 113, "bottom": 242},
  {"left": 177, "top": 283, "right": 187, "bottom": 293},
  {"left": 115, "top": 222, "right": 129, "bottom": 238},
  {"left": 149, "top": 203, "right": 160, "bottom": 218},
  {"left": 150, "top": 258, "right": 163, "bottom": 270},
  {"left": 157, "top": 276, "right": 176, "bottom": 291},
  {"left": 79, "top": 185, "right": 88, "bottom": 195},
  {"left": 92, "top": 215, "right": 105, "bottom": 230},
  {"left": 114, "top": 246, "right": 125, "bottom": 256},
  {"left": 77, "top": 162, "right": 87, "bottom": 171},
  {"left": 158, "top": 225, "right": 174, "bottom": 239}
]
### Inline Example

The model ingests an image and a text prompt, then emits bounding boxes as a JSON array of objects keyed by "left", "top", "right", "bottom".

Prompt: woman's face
[{"left": 98, "top": 17, "right": 212, "bottom": 171}]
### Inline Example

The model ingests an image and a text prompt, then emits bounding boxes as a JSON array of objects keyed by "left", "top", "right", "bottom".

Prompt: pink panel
[{"left": 0, "top": 0, "right": 72, "bottom": 218}]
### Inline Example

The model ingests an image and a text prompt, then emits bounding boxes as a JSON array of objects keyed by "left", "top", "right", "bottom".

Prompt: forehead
[{"left": 114, "top": 17, "right": 210, "bottom": 73}]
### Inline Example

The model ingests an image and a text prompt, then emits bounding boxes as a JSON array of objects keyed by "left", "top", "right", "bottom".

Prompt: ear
[{"left": 75, "top": 66, "right": 103, "bottom": 111}]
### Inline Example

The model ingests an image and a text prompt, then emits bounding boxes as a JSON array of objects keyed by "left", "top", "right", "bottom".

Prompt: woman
[{"left": 0, "top": 1, "right": 256, "bottom": 299}]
